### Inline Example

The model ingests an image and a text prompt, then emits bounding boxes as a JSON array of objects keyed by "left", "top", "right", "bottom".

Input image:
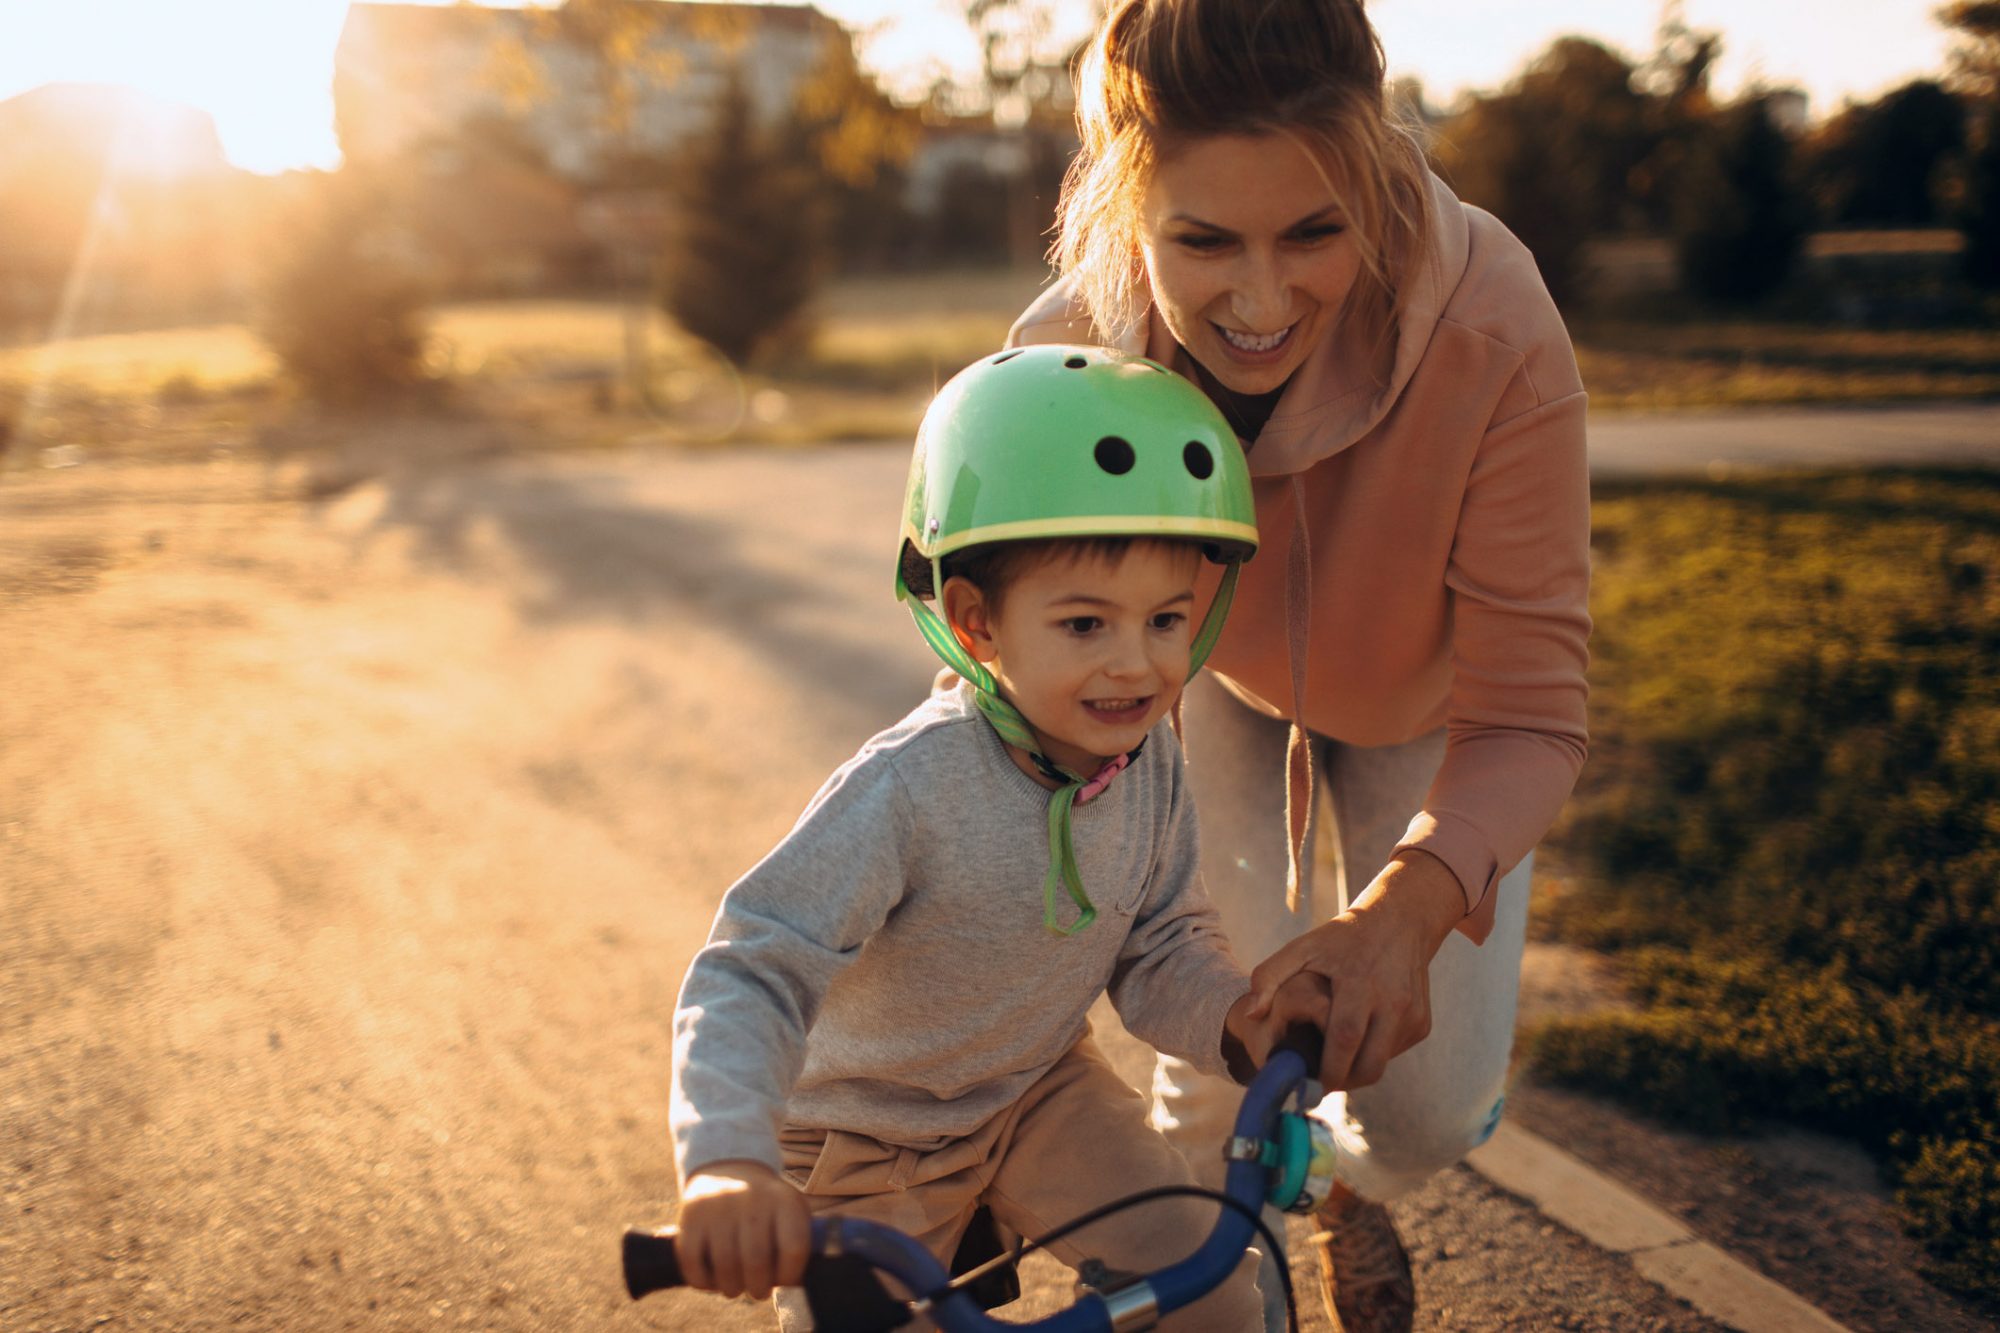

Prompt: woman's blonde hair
[{"left": 1054, "top": 0, "right": 1434, "bottom": 386}]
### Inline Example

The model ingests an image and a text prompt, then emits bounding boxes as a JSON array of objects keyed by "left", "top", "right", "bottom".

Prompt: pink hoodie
[{"left": 1008, "top": 170, "right": 1591, "bottom": 944}]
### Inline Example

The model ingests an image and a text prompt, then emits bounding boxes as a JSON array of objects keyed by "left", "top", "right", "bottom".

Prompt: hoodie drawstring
[{"left": 1282, "top": 476, "right": 1316, "bottom": 912}]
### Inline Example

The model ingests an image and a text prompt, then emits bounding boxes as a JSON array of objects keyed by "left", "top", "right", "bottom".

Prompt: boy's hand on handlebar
[
  {"left": 675, "top": 1161, "right": 812, "bottom": 1301},
  {"left": 1225, "top": 970, "right": 1332, "bottom": 1066}
]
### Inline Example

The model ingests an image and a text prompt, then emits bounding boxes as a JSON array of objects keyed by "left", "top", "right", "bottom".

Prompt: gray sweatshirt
[{"left": 670, "top": 680, "right": 1247, "bottom": 1184}]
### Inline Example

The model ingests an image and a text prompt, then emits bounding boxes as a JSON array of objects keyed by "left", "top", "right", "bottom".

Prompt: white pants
[{"left": 1155, "top": 675, "right": 1532, "bottom": 1325}]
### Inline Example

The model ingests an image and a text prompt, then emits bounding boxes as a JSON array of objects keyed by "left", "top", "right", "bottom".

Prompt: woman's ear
[{"left": 940, "top": 576, "right": 1000, "bottom": 664}]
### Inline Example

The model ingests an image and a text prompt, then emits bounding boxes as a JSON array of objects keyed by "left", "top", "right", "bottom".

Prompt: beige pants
[
  {"left": 1157, "top": 673, "right": 1534, "bottom": 1332},
  {"left": 772, "top": 1038, "right": 1264, "bottom": 1331}
]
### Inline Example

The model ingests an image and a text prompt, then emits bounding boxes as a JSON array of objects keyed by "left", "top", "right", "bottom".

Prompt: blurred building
[
  {"left": 333, "top": 1, "right": 847, "bottom": 181},
  {"left": 0, "top": 84, "right": 258, "bottom": 332},
  {"left": 0, "top": 83, "right": 233, "bottom": 182}
]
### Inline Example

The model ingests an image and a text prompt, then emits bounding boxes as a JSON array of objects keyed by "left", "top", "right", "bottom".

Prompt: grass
[
  {"left": 1574, "top": 318, "right": 2000, "bottom": 411},
  {"left": 1536, "top": 468, "right": 2000, "bottom": 1308},
  {"left": 0, "top": 323, "right": 276, "bottom": 401},
  {"left": 2, "top": 269, "right": 1994, "bottom": 462}
]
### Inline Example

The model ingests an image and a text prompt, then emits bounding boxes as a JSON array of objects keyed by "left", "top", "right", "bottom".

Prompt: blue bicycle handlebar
[{"left": 624, "top": 1040, "right": 1321, "bottom": 1332}]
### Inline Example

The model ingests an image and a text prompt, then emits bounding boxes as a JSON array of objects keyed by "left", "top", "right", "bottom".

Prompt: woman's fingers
[
  {"left": 1315, "top": 990, "right": 1369, "bottom": 1089},
  {"left": 1247, "top": 935, "right": 1318, "bottom": 1014},
  {"left": 1342, "top": 1016, "right": 1403, "bottom": 1089}
]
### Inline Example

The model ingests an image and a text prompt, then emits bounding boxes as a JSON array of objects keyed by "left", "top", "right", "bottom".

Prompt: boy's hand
[
  {"left": 676, "top": 1161, "right": 813, "bottom": 1301},
  {"left": 1223, "top": 970, "right": 1332, "bottom": 1073}
]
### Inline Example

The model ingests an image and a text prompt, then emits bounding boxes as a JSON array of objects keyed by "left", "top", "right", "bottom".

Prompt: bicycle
[{"left": 622, "top": 1025, "right": 1333, "bottom": 1333}]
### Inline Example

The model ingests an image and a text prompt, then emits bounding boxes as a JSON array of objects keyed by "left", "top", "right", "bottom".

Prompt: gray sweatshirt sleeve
[
  {"left": 669, "top": 751, "right": 915, "bottom": 1185},
  {"left": 1106, "top": 753, "right": 1248, "bottom": 1077}
]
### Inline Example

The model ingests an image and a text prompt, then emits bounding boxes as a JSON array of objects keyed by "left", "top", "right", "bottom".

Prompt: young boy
[{"left": 668, "top": 346, "right": 1318, "bottom": 1329}]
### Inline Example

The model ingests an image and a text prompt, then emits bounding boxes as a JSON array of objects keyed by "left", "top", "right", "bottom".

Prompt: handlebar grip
[
  {"left": 622, "top": 1227, "right": 686, "bottom": 1299},
  {"left": 1273, "top": 1022, "right": 1325, "bottom": 1077},
  {"left": 621, "top": 1224, "right": 913, "bottom": 1330}
]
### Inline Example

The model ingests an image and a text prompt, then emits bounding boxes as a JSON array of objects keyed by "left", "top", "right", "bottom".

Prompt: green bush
[{"left": 1537, "top": 469, "right": 2000, "bottom": 1308}]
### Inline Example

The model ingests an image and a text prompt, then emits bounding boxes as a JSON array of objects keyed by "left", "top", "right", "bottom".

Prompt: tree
[
  {"left": 1672, "top": 93, "right": 1809, "bottom": 304},
  {"left": 1939, "top": 2, "right": 2000, "bottom": 286},
  {"left": 1434, "top": 38, "right": 1655, "bottom": 306},
  {"left": 791, "top": 31, "right": 923, "bottom": 273},
  {"left": 1627, "top": 3, "right": 1723, "bottom": 233},
  {"left": 657, "top": 70, "right": 823, "bottom": 368},
  {"left": 1802, "top": 80, "right": 1966, "bottom": 227},
  {"left": 1939, "top": 1, "right": 2000, "bottom": 101}
]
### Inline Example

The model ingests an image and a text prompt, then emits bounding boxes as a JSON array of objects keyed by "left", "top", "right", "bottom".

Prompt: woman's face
[{"left": 1139, "top": 132, "right": 1364, "bottom": 397}]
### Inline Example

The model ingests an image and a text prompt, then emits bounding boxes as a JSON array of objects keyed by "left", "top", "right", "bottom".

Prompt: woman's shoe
[{"left": 1309, "top": 1190, "right": 1415, "bottom": 1333}]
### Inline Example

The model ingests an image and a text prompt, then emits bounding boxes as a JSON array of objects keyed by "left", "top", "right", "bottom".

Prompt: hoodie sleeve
[
  {"left": 1106, "top": 744, "right": 1250, "bottom": 1073},
  {"left": 1393, "top": 385, "right": 1592, "bottom": 941},
  {"left": 669, "top": 751, "right": 915, "bottom": 1185}
]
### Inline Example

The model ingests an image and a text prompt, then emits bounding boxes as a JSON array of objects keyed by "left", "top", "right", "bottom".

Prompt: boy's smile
[{"left": 945, "top": 541, "right": 1204, "bottom": 781}]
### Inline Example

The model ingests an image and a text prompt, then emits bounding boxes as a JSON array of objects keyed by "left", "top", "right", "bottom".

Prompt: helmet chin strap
[{"left": 897, "top": 560, "right": 1242, "bottom": 935}]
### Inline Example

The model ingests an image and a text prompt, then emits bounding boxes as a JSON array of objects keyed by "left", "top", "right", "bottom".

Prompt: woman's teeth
[{"left": 1218, "top": 323, "right": 1293, "bottom": 354}]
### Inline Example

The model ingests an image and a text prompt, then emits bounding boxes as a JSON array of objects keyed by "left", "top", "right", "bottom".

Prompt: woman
[{"left": 1007, "top": 2, "right": 1591, "bottom": 1330}]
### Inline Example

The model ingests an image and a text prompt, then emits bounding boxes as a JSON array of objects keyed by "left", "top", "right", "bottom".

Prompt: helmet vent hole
[
  {"left": 1065, "top": 355, "right": 1089, "bottom": 369},
  {"left": 1183, "top": 441, "right": 1215, "bottom": 480},
  {"left": 990, "top": 349, "right": 1023, "bottom": 364},
  {"left": 1094, "top": 436, "right": 1136, "bottom": 475}
]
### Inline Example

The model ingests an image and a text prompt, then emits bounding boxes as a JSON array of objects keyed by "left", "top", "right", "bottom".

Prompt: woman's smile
[{"left": 1214, "top": 321, "right": 1298, "bottom": 360}]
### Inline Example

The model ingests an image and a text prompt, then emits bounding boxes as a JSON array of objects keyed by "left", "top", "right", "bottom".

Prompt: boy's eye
[
  {"left": 1150, "top": 611, "right": 1188, "bottom": 632},
  {"left": 1061, "top": 616, "right": 1103, "bottom": 635}
]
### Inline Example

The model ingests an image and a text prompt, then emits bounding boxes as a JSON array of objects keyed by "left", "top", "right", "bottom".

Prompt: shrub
[{"left": 260, "top": 173, "right": 432, "bottom": 405}]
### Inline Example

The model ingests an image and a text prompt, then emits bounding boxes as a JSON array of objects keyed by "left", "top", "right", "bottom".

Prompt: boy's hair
[{"left": 909, "top": 535, "right": 1201, "bottom": 616}]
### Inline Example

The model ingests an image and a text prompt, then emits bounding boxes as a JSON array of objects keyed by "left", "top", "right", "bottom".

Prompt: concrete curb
[{"left": 1468, "top": 1121, "right": 1852, "bottom": 1332}]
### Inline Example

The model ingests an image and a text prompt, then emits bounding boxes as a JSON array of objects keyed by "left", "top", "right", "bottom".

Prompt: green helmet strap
[{"left": 896, "top": 559, "right": 1242, "bottom": 936}]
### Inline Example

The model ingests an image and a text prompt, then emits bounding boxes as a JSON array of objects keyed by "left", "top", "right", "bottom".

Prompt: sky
[{"left": 0, "top": 0, "right": 1961, "bottom": 175}]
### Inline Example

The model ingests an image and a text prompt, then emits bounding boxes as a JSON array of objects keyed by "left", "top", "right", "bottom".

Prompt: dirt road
[{"left": 3, "top": 440, "right": 1737, "bottom": 1332}]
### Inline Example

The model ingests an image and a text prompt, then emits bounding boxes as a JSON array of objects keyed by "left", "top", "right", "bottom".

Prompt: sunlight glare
[{"left": 0, "top": 0, "right": 355, "bottom": 174}]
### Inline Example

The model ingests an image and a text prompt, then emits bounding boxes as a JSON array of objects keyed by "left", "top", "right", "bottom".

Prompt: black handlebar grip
[
  {"left": 622, "top": 1227, "right": 686, "bottom": 1299},
  {"left": 1273, "top": 1022, "right": 1326, "bottom": 1078}
]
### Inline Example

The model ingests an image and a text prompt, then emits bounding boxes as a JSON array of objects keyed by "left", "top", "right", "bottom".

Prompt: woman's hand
[
  {"left": 1244, "top": 849, "right": 1467, "bottom": 1091},
  {"left": 1223, "top": 969, "right": 1333, "bottom": 1077},
  {"left": 676, "top": 1160, "right": 813, "bottom": 1301}
]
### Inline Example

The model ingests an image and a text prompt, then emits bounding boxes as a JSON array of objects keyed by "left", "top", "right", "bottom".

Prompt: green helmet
[
  {"left": 898, "top": 343, "right": 1257, "bottom": 601},
  {"left": 894, "top": 343, "right": 1260, "bottom": 937}
]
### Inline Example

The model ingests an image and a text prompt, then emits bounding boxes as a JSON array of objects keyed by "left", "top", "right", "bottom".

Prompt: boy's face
[{"left": 945, "top": 541, "right": 1204, "bottom": 776}]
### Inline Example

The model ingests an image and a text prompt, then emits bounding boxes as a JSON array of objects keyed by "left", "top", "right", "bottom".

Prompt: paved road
[
  {"left": 8, "top": 404, "right": 1990, "bottom": 1331},
  {"left": 1587, "top": 401, "right": 2000, "bottom": 476}
]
